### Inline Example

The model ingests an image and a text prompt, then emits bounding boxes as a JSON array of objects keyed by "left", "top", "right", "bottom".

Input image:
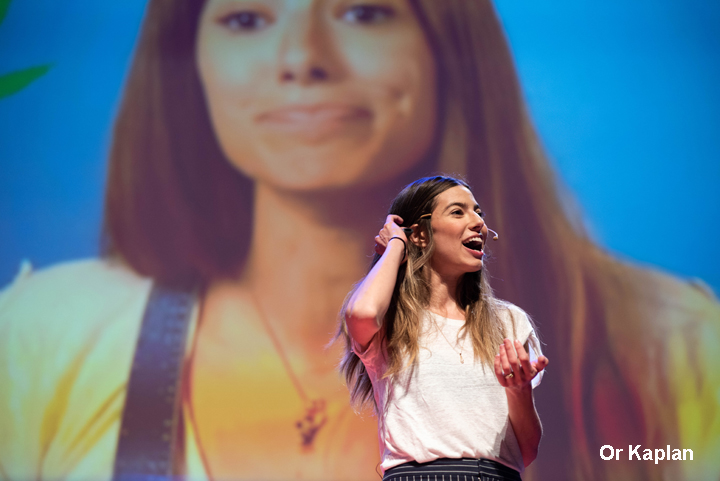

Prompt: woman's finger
[
  {"left": 499, "top": 344, "right": 514, "bottom": 381},
  {"left": 387, "top": 214, "right": 404, "bottom": 226},
  {"left": 503, "top": 339, "right": 522, "bottom": 379},
  {"left": 374, "top": 235, "right": 386, "bottom": 256},
  {"left": 505, "top": 339, "right": 521, "bottom": 373},
  {"left": 494, "top": 354, "right": 508, "bottom": 387},
  {"left": 514, "top": 340, "right": 533, "bottom": 380},
  {"left": 534, "top": 356, "right": 549, "bottom": 372}
]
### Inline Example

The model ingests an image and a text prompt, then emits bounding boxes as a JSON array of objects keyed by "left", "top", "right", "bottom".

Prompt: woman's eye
[
  {"left": 342, "top": 4, "right": 395, "bottom": 24},
  {"left": 218, "top": 11, "right": 270, "bottom": 32},
  {"left": 476, "top": 211, "right": 485, "bottom": 218}
]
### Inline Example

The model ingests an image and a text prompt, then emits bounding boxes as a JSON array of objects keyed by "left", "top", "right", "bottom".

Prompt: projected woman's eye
[
  {"left": 341, "top": 4, "right": 396, "bottom": 25},
  {"left": 218, "top": 10, "right": 272, "bottom": 32}
]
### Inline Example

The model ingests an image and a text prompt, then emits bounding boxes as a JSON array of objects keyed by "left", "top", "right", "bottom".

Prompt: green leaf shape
[
  {"left": 0, "top": 64, "right": 51, "bottom": 99},
  {"left": 0, "top": 0, "right": 11, "bottom": 26}
]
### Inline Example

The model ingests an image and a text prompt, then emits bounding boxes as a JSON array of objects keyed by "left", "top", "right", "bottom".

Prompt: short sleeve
[{"left": 350, "top": 327, "right": 387, "bottom": 378}]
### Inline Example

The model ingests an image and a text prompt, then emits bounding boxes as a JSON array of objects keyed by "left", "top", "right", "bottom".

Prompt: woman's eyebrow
[{"left": 443, "top": 201, "right": 480, "bottom": 212}]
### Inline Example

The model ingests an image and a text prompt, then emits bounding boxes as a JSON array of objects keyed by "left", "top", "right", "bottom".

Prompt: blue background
[{"left": 1, "top": 0, "right": 719, "bottom": 292}]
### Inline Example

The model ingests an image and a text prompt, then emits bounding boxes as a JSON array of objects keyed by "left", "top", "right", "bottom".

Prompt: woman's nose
[
  {"left": 277, "top": 9, "right": 341, "bottom": 85},
  {"left": 470, "top": 215, "right": 485, "bottom": 231},
  {"left": 470, "top": 218, "right": 487, "bottom": 238}
]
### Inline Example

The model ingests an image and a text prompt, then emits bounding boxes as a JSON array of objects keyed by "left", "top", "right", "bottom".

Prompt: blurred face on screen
[{"left": 197, "top": 0, "right": 436, "bottom": 191}]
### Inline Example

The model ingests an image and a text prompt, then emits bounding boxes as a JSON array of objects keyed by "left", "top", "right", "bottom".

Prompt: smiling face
[
  {"left": 427, "top": 185, "right": 488, "bottom": 278},
  {"left": 196, "top": 0, "right": 437, "bottom": 191}
]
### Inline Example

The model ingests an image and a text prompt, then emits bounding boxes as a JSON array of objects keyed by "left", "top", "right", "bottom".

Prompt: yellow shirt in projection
[{"left": 0, "top": 260, "right": 380, "bottom": 481}]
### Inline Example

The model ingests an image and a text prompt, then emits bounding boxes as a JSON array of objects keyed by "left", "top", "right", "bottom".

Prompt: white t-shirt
[{"left": 353, "top": 303, "right": 543, "bottom": 474}]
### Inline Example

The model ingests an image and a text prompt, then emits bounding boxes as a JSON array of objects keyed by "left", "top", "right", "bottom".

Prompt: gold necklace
[
  {"left": 431, "top": 314, "right": 467, "bottom": 364},
  {"left": 252, "top": 294, "right": 328, "bottom": 452}
]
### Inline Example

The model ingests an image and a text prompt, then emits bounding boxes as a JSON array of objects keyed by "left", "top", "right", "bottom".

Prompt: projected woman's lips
[{"left": 256, "top": 104, "right": 373, "bottom": 142}]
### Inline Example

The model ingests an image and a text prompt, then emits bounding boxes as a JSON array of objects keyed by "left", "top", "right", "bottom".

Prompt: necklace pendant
[
  {"left": 459, "top": 352, "right": 464, "bottom": 364},
  {"left": 296, "top": 399, "right": 328, "bottom": 452}
]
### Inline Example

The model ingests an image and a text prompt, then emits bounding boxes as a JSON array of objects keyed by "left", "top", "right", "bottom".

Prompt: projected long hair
[{"left": 103, "top": 1, "right": 637, "bottom": 478}]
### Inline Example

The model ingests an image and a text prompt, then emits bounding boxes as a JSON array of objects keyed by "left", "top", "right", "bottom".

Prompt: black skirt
[{"left": 382, "top": 457, "right": 522, "bottom": 481}]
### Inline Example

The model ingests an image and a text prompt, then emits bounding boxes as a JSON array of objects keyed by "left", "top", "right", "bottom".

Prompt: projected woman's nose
[{"left": 277, "top": 13, "right": 339, "bottom": 84}]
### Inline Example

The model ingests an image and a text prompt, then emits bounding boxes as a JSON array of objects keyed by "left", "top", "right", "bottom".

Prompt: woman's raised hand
[
  {"left": 346, "top": 215, "right": 412, "bottom": 349},
  {"left": 374, "top": 215, "right": 408, "bottom": 258},
  {"left": 494, "top": 338, "right": 549, "bottom": 390}
]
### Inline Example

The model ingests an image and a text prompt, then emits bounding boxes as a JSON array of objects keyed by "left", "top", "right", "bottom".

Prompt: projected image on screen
[{"left": 1, "top": 0, "right": 718, "bottom": 480}]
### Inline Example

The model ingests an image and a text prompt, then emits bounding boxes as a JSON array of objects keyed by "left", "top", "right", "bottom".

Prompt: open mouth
[{"left": 462, "top": 237, "right": 484, "bottom": 252}]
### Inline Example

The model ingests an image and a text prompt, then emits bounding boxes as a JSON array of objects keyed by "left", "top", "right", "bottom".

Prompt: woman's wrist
[
  {"left": 388, "top": 236, "right": 408, "bottom": 262},
  {"left": 505, "top": 383, "right": 534, "bottom": 404}
]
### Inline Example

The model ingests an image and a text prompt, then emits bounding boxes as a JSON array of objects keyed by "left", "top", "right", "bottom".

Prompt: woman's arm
[
  {"left": 494, "top": 338, "right": 549, "bottom": 466},
  {"left": 345, "top": 215, "right": 408, "bottom": 350}
]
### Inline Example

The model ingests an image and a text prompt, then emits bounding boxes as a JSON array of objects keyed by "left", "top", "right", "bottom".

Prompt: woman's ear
[{"left": 408, "top": 224, "right": 428, "bottom": 249}]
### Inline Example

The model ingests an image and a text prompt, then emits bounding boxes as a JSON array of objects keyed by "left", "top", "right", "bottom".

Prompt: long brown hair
[
  {"left": 103, "top": 0, "right": 253, "bottom": 288},
  {"left": 337, "top": 176, "right": 530, "bottom": 409}
]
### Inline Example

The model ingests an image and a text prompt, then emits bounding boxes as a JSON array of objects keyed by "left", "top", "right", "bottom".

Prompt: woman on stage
[{"left": 339, "top": 176, "right": 549, "bottom": 480}]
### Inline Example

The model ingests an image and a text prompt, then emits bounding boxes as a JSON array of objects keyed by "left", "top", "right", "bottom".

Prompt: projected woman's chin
[{"left": 196, "top": 0, "right": 437, "bottom": 190}]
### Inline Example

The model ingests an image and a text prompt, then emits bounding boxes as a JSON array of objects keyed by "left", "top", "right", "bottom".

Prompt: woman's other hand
[
  {"left": 494, "top": 338, "right": 549, "bottom": 390},
  {"left": 494, "top": 338, "right": 548, "bottom": 466}
]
